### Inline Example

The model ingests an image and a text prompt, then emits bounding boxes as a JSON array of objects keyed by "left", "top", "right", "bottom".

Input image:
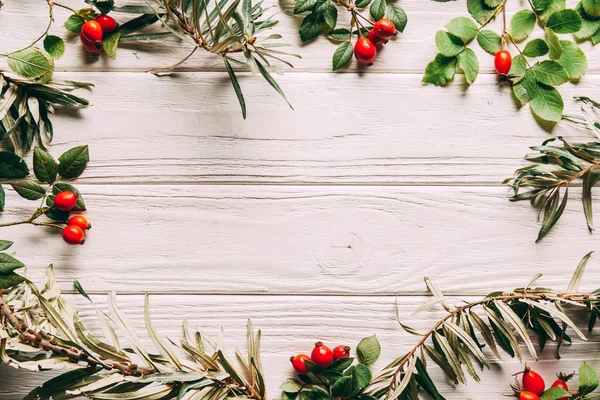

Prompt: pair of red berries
[
  {"left": 495, "top": 49, "right": 512, "bottom": 75},
  {"left": 80, "top": 15, "right": 117, "bottom": 54},
  {"left": 54, "top": 191, "right": 91, "bottom": 245},
  {"left": 518, "top": 368, "right": 569, "bottom": 400},
  {"left": 354, "top": 18, "right": 397, "bottom": 66},
  {"left": 290, "top": 342, "right": 351, "bottom": 374}
]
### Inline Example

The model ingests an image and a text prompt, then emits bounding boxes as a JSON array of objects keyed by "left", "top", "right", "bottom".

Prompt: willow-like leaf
[
  {"left": 443, "top": 321, "right": 489, "bottom": 367},
  {"left": 467, "top": 310, "right": 502, "bottom": 359},
  {"left": 567, "top": 251, "right": 594, "bottom": 292},
  {"left": 523, "top": 299, "right": 587, "bottom": 340},
  {"left": 483, "top": 305, "right": 521, "bottom": 360},
  {"left": 432, "top": 332, "right": 465, "bottom": 384},
  {"left": 494, "top": 300, "right": 538, "bottom": 360},
  {"left": 144, "top": 294, "right": 183, "bottom": 370}
]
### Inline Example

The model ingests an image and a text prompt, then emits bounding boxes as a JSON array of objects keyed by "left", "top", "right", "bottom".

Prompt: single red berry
[
  {"left": 81, "top": 20, "right": 103, "bottom": 47},
  {"left": 95, "top": 15, "right": 117, "bottom": 33},
  {"left": 368, "top": 30, "right": 387, "bottom": 49},
  {"left": 332, "top": 345, "right": 351, "bottom": 360},
  {"left": 354, "top": 38, "right": 377, "bottom": 66},
  {"left": 80, "top": 32, "right": 101, "bottom": 54},
  {"left": 519, "top": 391, "right": 541, "bottom": 400},
  {"left": 63, "top": 225, "right": 85, "bottom": 245},
  {"left": 68, "top": 215, "right": 91, "bottom": 231},
  {"left": 54, "top": 191, "right": 78, "bottom": 211},
  {"left": 494, "top": 49, "right": 512, "bottom": 75},
  {"left": 522, "top": 368, "right": 545, "bottom": 396},
  {"left": 551, "top": 379, "right": 568, "bottom": 400},
  {"left": 311, "top": 342, "right": 333, "bottom": 369},
  {"left": 290, "top": 354, "right": 310, "bottom": 374},
  {"left": 373, "top": 18, "right": 397, "bottom": 39}
]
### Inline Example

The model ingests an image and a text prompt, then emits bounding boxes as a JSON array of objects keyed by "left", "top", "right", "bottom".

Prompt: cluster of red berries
[
  {"left": 354, "top": 18, "right": 397, "bottom": 66},
  {"left": 516, "top": 367, "right": 570, "bottom": 400},
  {"left": 495, "top": 49, "right": 512, "bottom": 76},
  {"left": 80, "top": 15, "right": 118, "bottom": 54},
  {"left": 290, "top": 342, "right": 351, "bottom": 374},
  {"left": 54, "top": 191, "right": 91, "bottom": 245}
]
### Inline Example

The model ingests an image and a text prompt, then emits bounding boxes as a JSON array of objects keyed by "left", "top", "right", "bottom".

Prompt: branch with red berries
[
  {"left": 511, "top": 364, "right": 600, "bottom": 400},
  {"left": 425, "top": 0, "right": 596, "bottom": 124},
  {"left": 0, "top": 145, "right": 92, "bottom": 245},
  {"left": 292, "top": 0, "right": 407, "bottom": 69}
]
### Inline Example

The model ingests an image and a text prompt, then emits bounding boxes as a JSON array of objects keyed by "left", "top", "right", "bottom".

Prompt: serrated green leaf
[
  {"left": 386, "top": 4, "right": 407, "bottom": 33},
  {"left": 579, "top": 362, "right": 599, "bottom": 395},
  {"left": 545, "top": 28, "right": 563, "bottom": 59},
  {"left": 33, "top": 147, "right": 57, "bottom": 184},
  {"left": 370, "top": 0, "right": 386, "bottom": 21},
  {"left": 0, "top": 253, "right": 24, "bottom": 274},
  {"left": 0, "top": 152, "right": 29, "bottom": 179},
  {"left": 423, "top": 54, "right": 457, "bottom": 86},
  {"left": 575, "top": 2, "right": 600, "bottom": 39},
  {"left": 511, "top": 10, "right": 536, "bottom": 41},
  {"left": 57, "top": 145, "right": 89, "bottom": 179},
  {"left": 583, "top": 0, "right": 600, "bottom": 17},
  {"left": 356, "top": 334, "right": 380, "bottom": 365},
  {"left": 467, "top": 0, "right": 497, "bottom": 24},
  {"left": 329, "top": 28, "right": 351, "bottom": 41},
  {"left": 558, "top": 40, "right": 587, "bottom": 81},
  {"left": 280, "top": 379, "right": 302, "bottom": 394},
  {"left": 102, "top": 32, "right": 121, "bottom": 60},
  {"left": 532, "top": 60, "right": 569, "bottom": 86},
  {"left": 63, "top": 14, "right": 84, "bottom": 33},
  {"left": 11, "top": 181, "right": 46, "bottom": 200},
  {"left": 523, "top": 38, "right": 549, "bottom": 57},
  {"left": 352, "top": 364, "right": 371, "bottom": 393},
  {"left": 332, "top": 41, "right": 353, "bottom": 71},
  {"left": 43, "top": 35, "right": 66, "bottom": 60},
  {"left": 52, "top": 183, "right": 86, "bottom": 211},
  {"left": 323, "top": 2, "right": 337, "bottom": 31},
  {"left": 332, "top": 375, "right": 352, "bottom": 398},
  {"left": 540, "top": 387, "right": 570, "bottom": 400},
  {"left": 355, "top": 0, "right": 371, "bottom": 7},
  {"left": 294, "top": 0, "right": 318, "bottom": 14},
  {"left": 435, "top": 31, "right": 465, "bottom": 57},
  {"left": 299, "top": 13, "right": 324, "bottom": 42},
  {"left": 547, "top": 9, "right": 582, "bottom": 33},
  {"left": 457, "top": 48, "right": 479, "bottom": 84},
  {"left": 446, "top": 16, "right": 478, "bottom": 42},
  {"left": 7, "top": 48, "right": 54, "bottom": 83},
  {"left": 477, "top": 29, "right": 501, "bottom": 54},
  {"left": 0, "top": 272, "right": 24, "bottom": 289},
  {"left": 0, "top": 240, "right": 13, "bottom": 251},
  {"left": 528, "top": 82, "right": 564, "bottom": 123}
]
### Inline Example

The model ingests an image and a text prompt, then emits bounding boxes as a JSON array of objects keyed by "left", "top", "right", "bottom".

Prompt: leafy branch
[
  {"left": 425, "top": 0, "right": 592, "bottom": 124},
  {"left": 0, "top": 261, "right": 266, "bottom": 400}
]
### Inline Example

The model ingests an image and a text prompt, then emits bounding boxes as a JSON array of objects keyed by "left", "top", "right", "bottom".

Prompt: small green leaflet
[
  {"left": 546, "top": 9, "right": 582, "bottom": 34},
  {"left": 583, "top": 0, "right": 600, "bottom": 17},
  {"left": 423, "top": 54, "right": 457, "bottom": 86},
  {"left": 299, "top": 13, "right": 324, "bottom": 42},
  {"left": 0, "top": 253, "right": 24, "bottom": 274},
  {"left": 477, "top": 30, "right": 501, "bottom": 54},
  {"left": 386, "top": 4, "right": 407, "bottom": 33},
  {"left": 57, "top": 145, "right": 90, "bottom": 179},
  {"left": 294, "top": 0, "right": 318, "bottom": 14},
  {"left": 467, "top": 0, "right": 498, "bottom": 24},
  {"left": 329, "top": 28, "right": 351, "bottom": 41},
  {"left": 102, "top": 32, "right": 121, "bottom": 60},
  {"left": 510, "top": 9, "right": 536, "bottom": 41},
  {"left": 540, "top": 387, "right": 570, "bottom": 400},
  {"left": 64, "top": 14, "right": 84, "bottom": 33},
  {"left": 0, "top": 240, "right": 13, "bottom": 251},
  {"left": 11, "top": 181, "right": 46, "bottom": 201},
  {"left": 523, "top": 39, "right": 549, "bottom": 57},
  {"left": 370, "top": 0, "right": 386, "bottom": 21},
  {"left": 579, "top": 362, "right": 599, "bottom": 395},
  {"left": 356, "top": 334, "right": 381, "bottom": 365},
  {"left": 33, "top": 147, "right": 58, "bottom": 184},
  {"left": 558, "top": 40, "right": 588, "bottom": 80},
  {"left": 528, "top": 82, "right": 564, "bottom": 122},
  {"left": 0, "top": 152, "right": 29, "bottom": 179},
  {"left": 43, "top": 36, "right": 66, "bottom": 60},
  {"left": 323, "top": 3, "right": 337, "bottom": 31},
  {"left": 457, "top": 48, "right": 478, "bottom": 84},
  {"left": 531, "top": 60, "right": 569, "bottom": 86},
  {"left": 7, "top": 48, "right": 54, "bottom": 83},
  {"left": 545, "top": 28, "right": 563, "bottom": 59},
  {"left": 445, "top": 16, "right": 477, "bottom": 42},
  {"left": 435, "top": 31, "right": 465, "bottom": 57},
  {"left": 332, "top": 42, "right": 353, "bottom": 71}
]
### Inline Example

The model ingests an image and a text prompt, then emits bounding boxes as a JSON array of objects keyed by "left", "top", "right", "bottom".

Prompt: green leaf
[
  {"left": 64, "top": 14, "right": 84, "bottom": 33},
  {"left": 422, "top": 54, "right": 457, "bottom": 86},
  {"left": 511, "top": 10, "right": 536, "bottom": 41},
  {"left": 7, "top": 48, "right": 54, "bottom": 83},
  {"left": 532, "top": 60, "right": 569, "bottom": 86},
  {"left": 255, "top": 60, "right": 293, "bottom": 110},
  {"left": 545, "top": 28, "right": 563, "bottom": 59},
  {"left": 528, "top": 82, "right": 564, "bottom": 123},
  {"left": 445, "top": 16, "right": 478, "bottom": 42},
  {"left": 435, "top": 31, "right": 465, "bottom": 57},
  {"left": 323, "top": 2, "right": 337, "bottom": 31},
  {"left": 386, "top": 4, "right": 407, "bottom": 33},
  {"left": 509, "top": 55, "right": 528, "bottom": 80},
  {"left": 313, "top": 0, "right": 329, "bottom": 13},
  {"left": 0, "top": 272, "right": 24, "bottom": 289},
  {"left": 52, "top": 183, "right": 86, "bottom": 211},
  {"left": 0, "top": 185, "right": 5, "bottom": 212},
  {"left": 294, "top": 0, "right": 318, "bottom": 14},
  {"left": 532, "top": 0, "right": 551, "bottom": 12},
  {"left": 332, "top": 41, "right": 353, "bottom": 71},
  {"left": 477, "top": 29, "right": 501, "bottom": 54},
  {"left": 467, "top": 0, "right": 497, "bottom": 24},
  {"left": 356, "top": 334, "right": 381, "bottom": 365},
  {"left": 102, "top": 32, "right": 121, "bottom": 60},
  {"left": 547, "top": 9, "right": 583, "bottom": 33},
  {"left": 45, "top": 207, "right": 70, "bottom": 222},
  {"left": 57, "top": 145, "right": 89, "bottom": 179},
  {"left": 329, "top": 28, "right": 351, "bottom": 41},
  {"left": 0, "top": 152, "right": 29, "bottom": 179},
  {"left": 370, "top": 0, "right": 386, "bottom": 21},
  {"left": 457, "top": 48, "right": 479, "bottom": 84},
  {"left": 579, "top": 362, "right": 599, "bottom": 395},
  {"left": 540, "top": 387, "right": 570, "bottom": 400},
  {"left": 523, "top": 38, "right": 549, "bottom": 57},
  {"left": 11, "top": 181, "right": 46, "bottom": 200},
  {"left": 0, "top": 240, "right": 13, "bottom": 251},
  {"left": 355, "top": 0, "right": 372, "bottom": 7},
  {"left": 558, "top": 40, "right": 587, "bottom": 81},
  {"left": 583, "top": 0, "right": 600, "bottom": 17},
  {"left": 43, "top": 35, "right": 66, "bottom": 60},
  {"left": 575, "top": 2, "right": 600, "bottom": 39},
  {"left": 0, "top": 253, "right": 24, "bottom": 274},
  {"left": 224, "top": 59, "right": 246, "bottom": 119},
  {"left": 352, "top": 364, "right": 372, "bottom": 393},
  {"left": 281, "top": 379, "right": 302, "bottom": 394},
  {"left": 332, "top": 375, "right": 352, "bottom": 398},
  {"left": 33, "top": 147, "right": 58, "bottom": 184},
  {"left": 299, "top": 13, "right": 324, "bottom": 42}
]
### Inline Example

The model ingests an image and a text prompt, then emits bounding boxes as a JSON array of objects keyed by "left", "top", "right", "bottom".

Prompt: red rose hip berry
[
  {"left": 522, "top": 368, "right": 545, "bottom": 396},
  {"left": 311, "top": 342, "right": 333, "bottom": 369},
  {"left": 494, "top": 49, "right": 512, "bottom": 75},
  {"left": 354, "top": 38, "right": 377, "bottom": 66},
  {"left": 54, "top": 191, "right": 78, "bottom": 211},
  {"left": 80, "top": 32, "right": 101, "bottom": 54},
  {"left": 68, "top": 215, "right": 91, "bottom": 231},
  {"left": 332, "top": 345, "right": 351, "bottom": 360},
  {"left": 95, "top": 15, "right": 117, "bottom": 33},
  {"left": 551, "top": 379, "right": 568, "bottom": 400},
  {"left": 372, "top": 18, "right": 397, "bottom": 39},
  {"left": 368, "top": 30, "right": 387, "bottom": 48},
  {"left": 81, "top": 20, "right": 103, "bottom": 47},
  {"left": 63, "top": 225, "right": 85, "bottom": 245},
  {"left": 519, "top": 392, "right": 541, "bottom": 400},
  {"left": 290, "top": 354, "right": 310, "bottom": 374}
]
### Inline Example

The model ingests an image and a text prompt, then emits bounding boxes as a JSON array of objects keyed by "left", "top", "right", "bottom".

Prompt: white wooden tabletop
[{"left": 1, "top": 0, "right": 600, "bottom": 398}]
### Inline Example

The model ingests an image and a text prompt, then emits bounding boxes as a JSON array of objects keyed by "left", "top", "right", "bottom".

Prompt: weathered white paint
[{"left": 2, "top": 0, "right": 600, "bottom": 398}]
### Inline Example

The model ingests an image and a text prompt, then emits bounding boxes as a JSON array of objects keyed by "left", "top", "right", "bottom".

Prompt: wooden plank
[
  {"left": 1, "top": 294, "right": 599, "bottom": 398},
  {"left": 1, "top": 0, "right": 598, "bottom": 73},
  {"left": 1, "top": 184, "right": 598, "bottom": 294},
  {"left": 12, "top": 72, "right": 600, "bottom": 186}
]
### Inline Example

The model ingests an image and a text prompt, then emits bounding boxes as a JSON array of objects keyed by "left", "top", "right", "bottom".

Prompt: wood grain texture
[
  {"left": 0, "top": 0, "right": 596, "bottom": 73},
  {"left": 0, "top": 184, "right": 597, "bottom": 295},
  {"left": 1, "top": 294, "right": 600, "bottom": 399},
  {"left": 11, "top": 72, "right": 600, "bottom": 186}
]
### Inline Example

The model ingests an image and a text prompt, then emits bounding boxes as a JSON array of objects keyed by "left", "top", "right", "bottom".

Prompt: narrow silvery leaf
[
  {"left": 494, "top": 300, "right": 538, "bottom": 360},
  {"left": 522, "top": 299, "right": 588, "bottom": 340},
  {"left": 91, "top": 384, "right": 173, "bottom": 400},
  {"left": 144, "top": 294, "right": 183, "bottom": 369},
  {"left": 483, "top": 305, "right": 521, "bottom": 360},
  {"left": 567, "top": 251, "right": 594, "bottom": 292},
  {"left": 467, "top": 311, "right": 501, "bottom": 359},
  {"left": 443, "top": 321, "right": 489, "bottom": 367},
  {"left": 433, "top": 332, "right": 465, "bottom": 384},
  {"left": 424, "top": 277, "right": 450, "bottom": 311},
  {"left": 389, "top": 355, "right": 416, "bottom": 398}
]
